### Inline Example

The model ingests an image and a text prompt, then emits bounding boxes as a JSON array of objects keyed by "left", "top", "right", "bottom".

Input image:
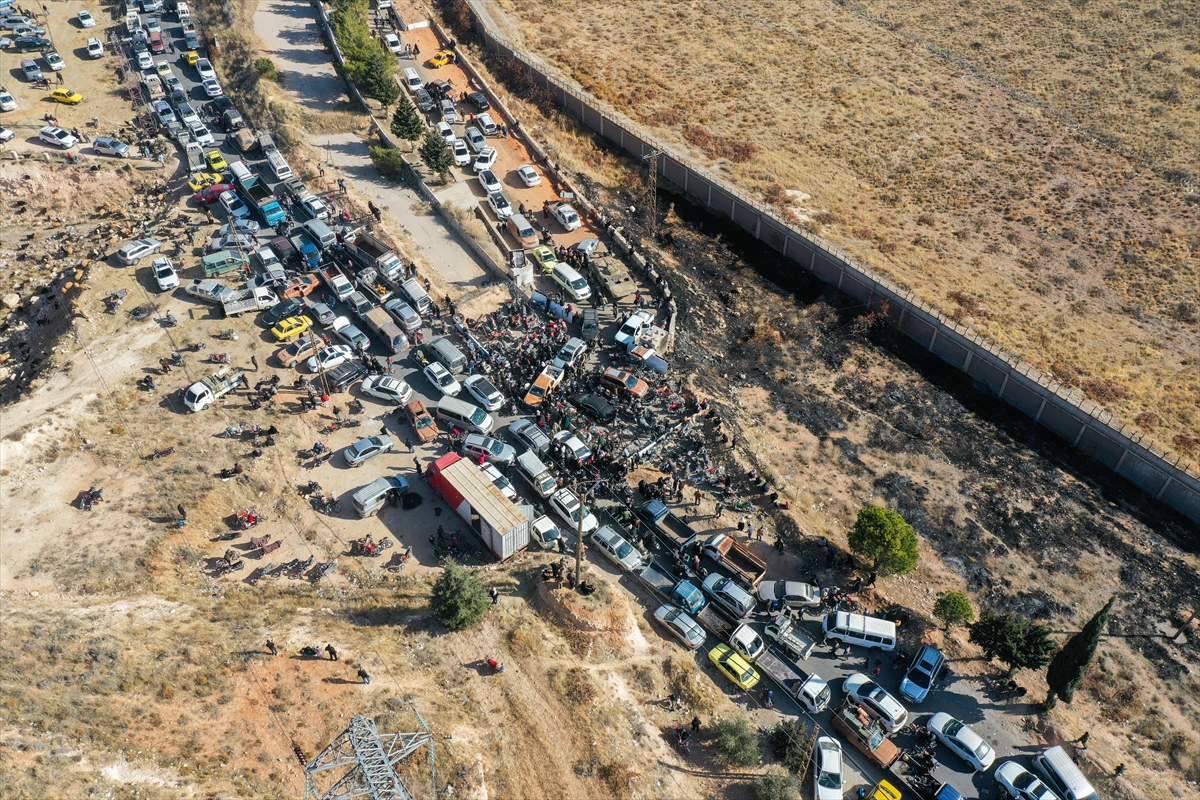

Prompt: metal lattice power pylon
[{"left": 305, "top": 715, "right": 431, "bottom": 800}]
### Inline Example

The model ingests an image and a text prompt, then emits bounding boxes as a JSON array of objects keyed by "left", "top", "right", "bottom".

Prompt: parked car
[
  {"left": 571, "top": 393, "right": 615, "bottom": 423},
  {"left": 188, "top": 121, "right": 215, "bottom": 146},
  {"left": 598, "top": 366, "right": 650, "bottom": 399},
  {"left": 615, "top": 309, "right": 655, "bottom": 347},
  {"left": 299, "top": 195, "right": 329, "bottom": 221},
  {"left": 208, "top": 233, "right": 255, "bottom": 253},
  {"left": 195, "top": 183, "right": 236, "bottom": 204},
  {"left": 814, "top": 737, "right": 845, "bottom": 800},
  {"left": 383, "top": 32, "right": 402, "bottom": 54},
  {"left": 515, "top": 164, "right": 541, "bottom": 187},
  {"left": 528, "top": 245, "right": 558, "bottom": 273},
  {"left": 326, "top": 360, "right": 367, "bottom": 392},
  {"left": 0, "top": 91, "right": 16, "bottom": 112},
  {"left": 653, "top": 604, "right": 705, "bottom": 650},
  {"left": 202, "top": 78, "right": 223, "bottom": 97},
  {"left": 277, "top": 337, "right": 323, "bottom": 368},
  {"left": 757, "top": 581, "right": 820, "bottom": 609},
  {"left": 509, "top": 418, "right": 550, "bottom": 454},
  {"left": 404, "top": 399, "right": 439, "bottom": 443},
  {"left": 464, "top": 126, "right": 486, "bottom": 152},
  {"left": 929, "top": 712, "right": 996, "bottom": 771},
  {"left": 218, "top": 219, "right": 261, "bottom": 236},
  {"left": 150, "top": 256, "right": 179, "bottom": 291},
  {"left": 43, "top": 51, "right": 64, "bottom": 70},
  {"left": 77, "top": 10, "right": 97, "bottom": 27},
  {"left": 49, "top": 87, "right": 83, "bottom": 105},
  {"left": 436, "top": 120, "right": 454, "bottom": 144},
  {"left": 477, "top": 168, "right": 500, "bottom": 193},
  {"left": 590, "top": 525, "right": 643, "bottom": 572},
  {"left": 463, "top": 375, "right": 504, "bottom": 411},
  {"left": 472, "top": 147, "right": 498, "bottom": 173},
  {"left": 462, "top": 434, "right": 515, "bottom": 468},
  {"left": 21, "top": 58, "right": 44, "bottom": 82},
  {"left": 361, "top": 375, "right": 413, "bottom": 405},
  {"left": 549, "top": 488, "right": 598, "bottom": 535},
  {"left": 263, "top": 297, "right": 306, "bottom": 327},
  {"left": 486, "top": 191, "right": 513, "bottom": 220},
  {"left": 899, "top": 645, "right": 946, "bottom": 704},
  {"left": 553, "top": 430, "right": 592, "bottom": 464},
  {"left": 344, "top": 435, "right": 394, "bottom": 467},
  {"left": 270, "top": 316, "right": 311, "bottom": 341},
  {"left": 92, "top": 137, "right": 131, "bottom": 158},
  {"left": 206, "top": 150, "right": 228, "bottom": 170},
  {"left": 466, "top": 91, "right": 489, "bottom": 110},
  {"left": 218, "top": 190, "right": 250, "bottom": 219},
  {"left": 306, "top": 344, "right": 354, "bottom": 374},
  {"left": 708, "top": 643, "right": 760, "bottom": 690},
  {"left": 552, "top": 202, "right": 582, "bottom": 231},
  {"left": 152, "top": 100, "right": 176, "bottom": 125},
  {"left": 86, "top": 37, "right": 104, "bottom": 58},
  {"left": 196, "top": 58, "right": 216, "bottom": 81},
  {"left": 552, "top": 337, "right": 587, "bottom": 369},
  {"left": 994, "top": 761, "right": 1060, "bottom": 800},
  {"left": 115, "top": 237, "right": 163, "bottom": 265},
  {"left": 843, "top": 673, "right": 909, "bottom": 734},
  {"left": 13, "top": 36, "right": 53, "bottom": 53}
]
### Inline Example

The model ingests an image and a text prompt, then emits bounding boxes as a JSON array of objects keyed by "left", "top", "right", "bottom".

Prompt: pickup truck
[
  {"left": 183, "top": 367, "right": 244, "bottom": 412},
  {"left": 357, "top": 267, "right": 394, "bottom": 304},
  {"left": 685, "top": 532, "right": 767, "bottom": 590},
  {"left": 764, "top": 614, "right": 818, "bottom": 661},
  {"left": 185, "top": 141, "right": 204, "bottom": 171},
  {"left": 345, "top": 231, "right": 404, "bottom": 282},
  {"left": 830, "top": 700, "right": 901, "bottom": 769},
  {"left": 640, "top": 560, "right": 731, "bottom": 637},
  {"left": 238, "top": 179, "right": 286, "bottom": 227},
  {"left": 639, "top": 499, "right": 698, "bottom": 543},
  {"left": 223, "top": 286, "right": 279, "bottom": 318},
  {"left": 185, "top": 278, "right": 236, "bottom": 305},
  {"left": 754, "top": 645, "right": 831, "bottom": 713},
  {"left": 290, "top": 232, "right": 321, "bottom": 270},
  {"left": 321, "top": 266, "right": 355, "bottom": 301},
  {"left": 890, "top": 758, "right": 964, "bottom": 800}
]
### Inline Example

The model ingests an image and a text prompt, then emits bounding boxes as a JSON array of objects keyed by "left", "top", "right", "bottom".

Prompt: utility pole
[
  {"left": 575, "top": 483, "right": 590, "bottom": 587},
  {"left": 642, "top": 148, "right": 661, "bottom": 240}
]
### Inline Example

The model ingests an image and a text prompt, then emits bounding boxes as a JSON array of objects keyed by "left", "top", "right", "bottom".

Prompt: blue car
[{"left": 899, "top": 644, "right": 946, "bottom": 703}]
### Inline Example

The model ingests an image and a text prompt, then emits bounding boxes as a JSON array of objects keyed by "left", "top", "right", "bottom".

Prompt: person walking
[
  {"left": 737, "top": 516, "right": 746, "bottom": 532},
  {"left": 1075, "top": 731, "right": 1090, "bottom": 750},
  {"left": 694, "top": 489, "right": 703, "bottom": 507},
  {"left": 405, "top": 437, "right": 414, "bottom": 453},
  {"left": 489, "top": 587, "right": 500, "bottom": 605},
  {"left": 251, "top": 355, "right": 259, "bottom": 371},
  {"left": 714, "top": 502, "right": 724, "bottom": 519},
  {"left": 866, "top": 572, "right": 877, "bottom": 587},
  {"left": 414, "top": 459, "right": 423, "bottom": 477},
  {"left": 266, "top": 639, "right": 278, "bottom": 656},
  {"left": 325, "top": 644, "right": 338, "bottom": 662},
  {"left": 357, "top": 667, "right": 371, "bottom": 684},
  {"left": 690, "top": 716, "right": 701, "bottom": 734},
  {"left": 338, "top": 178, "right": 347, "bottom": 195}
]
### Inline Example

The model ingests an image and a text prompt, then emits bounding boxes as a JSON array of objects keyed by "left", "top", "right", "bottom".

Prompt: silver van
[
  {"left": 515, "top": 450, "right": 556, "bottom": 498},
  {"left": 821, "top": 611, "right": 897, "bottom": 651},
  {"left": 303, "top": 219, "right": 336, "bottom": 251},
  {"left": 430, "top": 338, "right": 467, "bottom": 373},
  {"left": 351, "top": 475, "right": 408, "bottom": 518},
  {"left": 399, "top": 277, "right": 431, "bottom": 314},
  {"left": 436, "top": 396, "right": 493, "bottom": 434},
  {"left": 1033, "top": 746, "right": 1098, "bottom": 800},
  {"left": 229, "top": 159, "right": 254, "bottom": 185}
]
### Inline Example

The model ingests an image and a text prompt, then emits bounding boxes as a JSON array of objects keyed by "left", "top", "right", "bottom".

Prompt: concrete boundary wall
[{"left": 458, "top": 1, "right": 1199, "bottom": 523}]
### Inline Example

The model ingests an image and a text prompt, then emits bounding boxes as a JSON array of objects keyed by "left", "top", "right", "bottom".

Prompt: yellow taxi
[
  {"left": 708, "top": 643, "right": 760, "bottom": 690},
  {"left": 187, "top": 171, "right": 224, "bottom": 191},
  {"left": 429, "top": 49, "right": 455, "bottom": 67},
  {"left": 527, "top": 245, "right": 558, "bottom": 274},
  {"left": 206, "top": 150, "right": 228, "bottom": 170},
  {"left": 49, "top": 88, "right": 84, "bottom": 105},
  {"left": 270, "top": 316, "right": 311, "bottom": 341},
  {"left": 185, "top": 51, "right": 200, "bottom": 66},
  {"left": 867, "top": 781, "right": 902, "bottom": 800}
]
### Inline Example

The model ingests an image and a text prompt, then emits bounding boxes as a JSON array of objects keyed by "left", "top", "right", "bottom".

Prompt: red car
[{"left": 194, "top": 183, "right": 236, "bottom": 204}]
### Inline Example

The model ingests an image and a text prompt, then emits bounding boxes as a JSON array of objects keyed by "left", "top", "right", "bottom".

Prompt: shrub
[
  {"left": 754, "top": 772, "right": 801, "bottom": 800},
  {"left": 430, "top": 560, "right": 488, "bottom": 631},
  {"left": 369, "top": 146, "right": 406, "bottom": 180},
  {"left": 769, "top": 718, "right": 813, "bottom": 774},
  {"left": 253, "top": 57, "right": 280, "bottom": 82},
  {"left": 709, "top": 714, "right": 762, "bottom": 767},
  {"left": 933, "top": 591, "right": 975, "bottom": 630}
]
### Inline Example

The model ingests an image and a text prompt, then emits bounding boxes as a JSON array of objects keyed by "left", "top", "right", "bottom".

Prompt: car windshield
[
  {"left": 908, "top": 667, "right": 934, "bottom": 688},
  {"left": 973, "top": 740, "right": 992, "bottom": 760},
  {"left": 569, "top": 278, "right": 587, "bottom": 291},
  {"left": 942, "top": 719, "right": 964, "bottom": 737},
  {"left": 488, "top": 440, "right": 504, "bottom": 454},
  {"left": 1014, "top": 773, "right": 1036, "bottom": 791},
  {"left": 414, "top": 415, "right": 433, "bottom": 429},
  {"left": 624, "top": 376, "right": 639, "bottom": 389},
  {"left": 818, "top": 766, "right": 841, "bottom": 789},
  {"left": 529, "top": 385, "right": 545, "bottom": 398},
  {"left": 615, "top": 541, "right": 632, "bottom": 559},
  {"left": 436, "top": 374, "right": 454, "bottom": 387}
]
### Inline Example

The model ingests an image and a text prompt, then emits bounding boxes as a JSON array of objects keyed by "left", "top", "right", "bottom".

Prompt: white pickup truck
[
  {"left": 184, "top": 367, "right": 244, "bottom": 412},
  {"left": 223, "top": 286, "right": 278, "bottom": 318}
]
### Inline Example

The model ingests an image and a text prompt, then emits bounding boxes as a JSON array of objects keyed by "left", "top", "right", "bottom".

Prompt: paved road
[{"left": 251, "top": 0, "right": 347, "bottom": 109}]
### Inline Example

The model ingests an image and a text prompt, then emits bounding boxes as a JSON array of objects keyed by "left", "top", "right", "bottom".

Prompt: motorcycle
[
  {"left": 348, "top": 399, "right": 364, "bottom": 415},
  {"left": 184, "top": 342, "right": 207, "bottom": 352},
  {"left": 299, "top": 644, "right": 324, "bottom": 657},
  {"left": 298, "top": 480, "right": 323, "bottom": 497},
  {"left": 224, "top": 424, "right": 245, "bottom": 439},
  {"left": 163, "top": 313, "right": 178, "bottom": 328},
  {"left": 212, "top": 531, "right": 240, "bottom": 542},
  {"left": 350, "top": 535, "right": 392, "bottom": 557},
  {"left": 384, "top": 546, "right": 413, "bottom": 573},
  {"left": 235, "top": 505, "right": 263, "bottom": 530},
  {"left": 312, "top": 451, "right": 334, "bottom": 468},
  {"left": 214, "top": 557, "right": 245, "bottom": 576},
  {"left": 79, "top": 486, "right": 104, "bottom": 511},
  {"left": 104, "top": 289, "right": 128, "bottom": 313},
  {"left": 147, "top": 445, "right": 176, "bottom": 460},
  {"left": 129, "top": 305, "right": 154, "bottom": 321},
  {"left": 208, "top": 353, "right": 232, "bottom": 364},
  {"left": 289, "top": 555, "right": 315, "bottom": 578},
  {"left": 136, "top": 375, "right": 157, "bottom": 392},
  {"left": 485, "top": 657, "right": 506, "bottom": 674},
  {"left": 312, "top": 559, "right": 337, "bottom": 583},
  {"left": 313, "top": 494, "right": 340, "bottom": 515},
  {"left": 299, "top": 442, "right": 328, "bottom": 460},
  {"left": 169, "top": 351, "right": 186, "bottom": 367},
  {"left": 217, "top": 329, "right": 239, "bottom": 341}
]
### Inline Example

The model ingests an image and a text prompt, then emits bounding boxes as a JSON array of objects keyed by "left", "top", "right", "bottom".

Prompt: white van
[
  {"left": 436, "top": 396, "right": 493, "bottom": 434},
  {"left": 303, "top": 219, "right": 337, "bottom": 250},
  {"left": 402, "top": 68, "right": 422, "bottom": 92},
  {"left": 229, "top": 159, "right": 254, "bottom": 186},
  {"left": 516, "top": 451, "right": 556, "bottom": 498},
  {"left": 821, "top": 611, "right": 897, "bottom": 651},
  {"left": 1033, "top": 746, "right": 1098, "bottom": 800},
  {"left": 551, "top": 263, "right": 592, "bottom": 302},
  {"left": 399, "top": 277, "right": 431, "bottom": 314},
  {"left": 176, "top": 2, "right": 191, "bottom": 22},
  {"left": 352, "top": 475, "right": 408, "bottom": 518},
  {"left": 265, "top": 149, "right": 293, "bottom": 181}
]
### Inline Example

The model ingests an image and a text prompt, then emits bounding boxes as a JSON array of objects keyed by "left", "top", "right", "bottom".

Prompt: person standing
[
  {"left": 357, "top": 667, "right": 371, "bottom": 684},
  {"left": 489, "top": 587, "right": 500, "bottom": 605},
  {"left": 325, "top": 644, "right": 338, "bottom": 662},
  {"left": 251, "top": 355, "right": 259, "bottom": 371},
  {"left": 266, "top": 639, "right": 278, "bottom": 656}
]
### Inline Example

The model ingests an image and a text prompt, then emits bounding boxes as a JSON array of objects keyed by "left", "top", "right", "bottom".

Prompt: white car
[
  {"left": 383, "top": 33, "right": 403, "bottom": 54},
  {"left": 652, "top": 604, "right": 705, "bottom": 650},
  {"left": 463, "top": 125, "right": 485, "bottom": 152},
  {"left": 176, "top": 101, "right": 200, "bottom": 126},
  {"left": 472, "top": 147, "right": 498, "bottom": 173},
  {"left": 78, "top": 10, "right": 97, "bottom": 27},
  {"left": 486, "top": 191, "right": 512, "bottom": 220},
  {"left": 150, "top": 256, "right": 179, "bottom": 291},
  {"left": 0, "top": 128, "right": 15, "bottom": 144},
  {"left": 86, "top": 38, "right": 105, "bottom": 58},
  {"left": 615, "top": 309, "right": 655, "bottom": 347},
  {"left": 218, "top": 190, "right": 250, "bottom": 219},
  {"left": 137, "top": 51, "right": 154, "bottom": 70},
  {"left": 196, "top": 58, "right": 216, "bottom": 81},
  {"left": 590, "top": 525, "right": 642, "bottom": 572},
  {"left": 553, "top": 430, "right": 592, "bottom": 464},
  {"left": 436, "top": 120, "right": 455, "bottom": 145},
  {"left": 361, "top": 375, "right": 413, "bottom": 404},
  {"left": 843, "top": 674, "right": 909, "bottom": 734},
  {"left": 300, "top": 195, "right": 329, "bottom": 221},
  {"left": 44, "top": 51, "right": 65, "bottom": 71},
  {"left": 0, "top": 91, "right": 16, "bottom": 112},
  {"left": 152, "top": 100, "right": 176, "bottom": 126},
  {"left": 552, "top": 337, "right": 588, "bottom": 370},
  {"left": 38, "top": 125, "right": 78, "bottom": 149},
  {"left": 552, "top": 202, "right": 582, "bottom": 231},
  {"left": 208, "top": 233, "right": 256, "bottom": 252},
  {"left": 995, "top": 761, "right": 1060, "bottom": 800},
  {"left": 929, "top": 712, "right": 996, "bottom": 772},
  {"left": 145, "top": 17, "right": 161, "bottom": 33},
  {"left": 115, "top": 237, "right": 163, "bottom": 265},
  {"left": 440, "top": 97, "right": 458, "bottom": 124},
  {"left": 757, "top": 580, "right": 820, "bottom": 609},
  {"left": 452, "top": 138, "right": 470, "bottom": 166},
  {"left": 475, "top": 112, "right": 498, "bottom": 135},
  {"left": 477, "top": 168, "right": 500, "bottom": 194},
  {"left": 481, "top": 462, "right": 518, "bottom": 501},
  {"left": 463, "top": 375, "right": 504, "bottom": 411},
  {"left": 516, "top": 164, "right": 541, "bottom": 187},
  {"left": 306, "top": 345, "right": 354, "bottom": 374},
  {"left": 343, "top": 435, "right": 394, "bottom": 467},
  {"left": 423, "top": 362, "right": 462, "bottom": 397},
  {"left": 549, "top": 488, "right": 598, "bottom": 535},
  {"left": 202, "top": 78, "right": 223, "bottom": 97},
  {"left": 813, "top": 737, "right": 844, "bottom": 800},
  {"left": 189, "top": 121, "right": 215, "bottom": 146},
  {"left": 218, "top": 219, "right": 261, "bottom": 236}
]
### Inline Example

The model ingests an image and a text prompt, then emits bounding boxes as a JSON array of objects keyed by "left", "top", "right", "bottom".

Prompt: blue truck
[{"left": 234, "top": 168, "right": 286, "bottom": 227}]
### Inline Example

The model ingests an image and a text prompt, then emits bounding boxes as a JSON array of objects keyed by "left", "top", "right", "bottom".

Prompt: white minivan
[
  {"left": 402, "top": 67, "right": 422, "bottom": 92},
  {"left": 1033, "top": 746, "right": 1098, "bottom": 800},
  {"left": 821, "top": 611, "right": 897, "bottom": 651}
]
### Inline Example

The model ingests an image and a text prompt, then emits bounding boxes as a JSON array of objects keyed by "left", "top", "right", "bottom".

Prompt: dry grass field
[{"left": 484, "top": 0, "right": 1200, "bottom": 457}]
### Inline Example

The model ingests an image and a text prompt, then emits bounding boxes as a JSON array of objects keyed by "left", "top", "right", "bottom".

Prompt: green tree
[
  {"left": 430, "top": 560, "right": 488, "bottom": 631},
  {"left": 419, "top": 128, "right": 454, "bottom": 182},
  {"left": 1045, "top": 596, "right": 1115, "bottom": 708},
  {"left": 754, "top": 771, "right": 801, "bottom": 800},
  {"left": 847, "top": 505, "right": 919, "bottom": 575},
  {"left": 390, "top": 95, "right": 425, "bottom": 150},
  {"left": 359, "top": 49, "right": 400, "bottom": 108},
  {"left": 969, "top": 610, "right": 1057, "bottom": 675},
  {"left": 368, "top": 145, "right": 407, "bottom": 180},
  {"left": 934, "top": 591, "right": 975, "bottom": 630},
  {"left": 769, "top": 719, "right": 814, "bottom": 774},
  {"left": 709, "top": 714, "right": 762, "bottom": 768}
]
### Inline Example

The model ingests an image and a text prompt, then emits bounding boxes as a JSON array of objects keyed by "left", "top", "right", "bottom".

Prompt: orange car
[
  {"left": 275, "top": 334, "right": 329, "bottom": 368},
  {"left": 523, "top": 364, "right": 564, "bottom": 409},
  {"left": 281, "top": 274, "right": 320, "bottom": 299},
  {"left": 404, "top": 399, "right": 440, "bottom": 443},
  {"left": 599, "top": 366, "right": 649, "bottom": 399}
]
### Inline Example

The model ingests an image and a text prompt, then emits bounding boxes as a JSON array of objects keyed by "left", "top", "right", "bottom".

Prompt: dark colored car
[
  {"left": 269, "top": 235, "right": 298, "bottom": 264},
  {"left": 203, "top": 97, "right": 234, "bottom": 115},
  {"left": 424, "top": 79, "right": 453, "bottom": 100},
  {"left": 573, "top": 392, "right": 615, "bottom": 423},
  {"left": 14, "top": 36, "right": 53, "bottom": 52},
  {"left": 326, "top": 360, "right": 367, "bottom": 393},
  {"left": 262, "top": 297, "right": 306, "bottom": 327},
  {"left": 466, "top": 91, "right": 489, "bottom": 110}
]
